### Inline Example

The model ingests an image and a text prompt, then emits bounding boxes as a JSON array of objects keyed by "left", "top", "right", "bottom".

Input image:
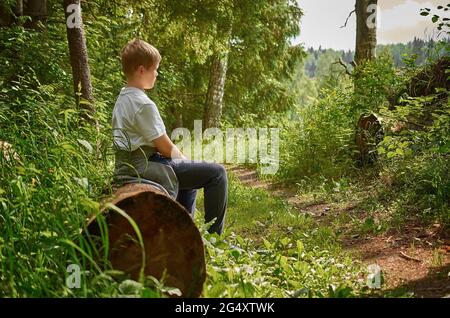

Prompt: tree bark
[
  {"left": 0, "top": 4, "right": 12, "bottom": 26},
  {"left": 353, "top": 0, "right": 380, "bottom": 166},
  {"left": 204, "top": 53, "right": 229, "bottom": 128},
  {"left": 87, "top": 183, "right": 206, "bottom": 298},
  {"left": 0, "top": 0, "right": 24, "bottom": 26},
  {"left": 23, "top": 0, "right": 47, "bottom": 30},
  {"left": 63, "top": 0, "right": 94, "bottom": 115},
  {"left": 355, "top": 0, "right": 378, "bottom": 66},
  {"left": 15, "top": 0, "right": 23, "bottom": 16}
]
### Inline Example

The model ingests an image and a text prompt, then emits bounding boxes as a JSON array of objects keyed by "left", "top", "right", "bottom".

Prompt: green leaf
[
  {"left": 396, "top": 148, "right": 404, "bottom": 156},
  {"left": 60, "top": 239, "right": 102, "bottom": 273},
  {"left": 39, "top": 230, "right": 58, "bottom": 238},
  {"left": 279, "top": 256, "right": 289, "bottom": 271},
  {"left": 263, "top": 239, "right": 272, "bottom": 250},
  {"left": 60, "top": 142, "right": 78, "bottom": 156},
  {"left": 80, "top": 196, "right": 99, "bottom": 214},
  {"left": 230, "top": 249, "right": 241, "bottom": 260},
  {"left": 280, "top": 237, "right": 290, "bottom": 246},
  {"left": 296, "top": 240, "right": 304, "bottom": 255},
  {"left": 77, "top": 139, "right": 93, "bottom": 154},
  {"left": 387, "top": 151, "right": 397, "bottom": 158}
]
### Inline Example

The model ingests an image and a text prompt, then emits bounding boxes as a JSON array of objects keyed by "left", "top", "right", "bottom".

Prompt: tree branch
[
  {"left": 333, "top": 57, "right": 353, "bottom": 76},
  {"left": 341, "top": 9, "right": 356, "bottom": 28}
]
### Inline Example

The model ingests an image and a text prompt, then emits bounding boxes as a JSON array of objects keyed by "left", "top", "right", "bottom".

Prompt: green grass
[{"left": 195, "top": 173, "right": 367, "bottom": 298}]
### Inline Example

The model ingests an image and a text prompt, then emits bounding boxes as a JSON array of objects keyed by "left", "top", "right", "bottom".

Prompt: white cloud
[
  {"left": 379, "top": 0, "right": 435, "bottom": 31},
  {"left": 294, "top": 0, "right": 447, "bottom": 50}
]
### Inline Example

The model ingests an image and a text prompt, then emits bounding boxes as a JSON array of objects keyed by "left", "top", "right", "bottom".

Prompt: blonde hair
[{"left": 121, "top": 39, "right": 161, "bottom": 76}]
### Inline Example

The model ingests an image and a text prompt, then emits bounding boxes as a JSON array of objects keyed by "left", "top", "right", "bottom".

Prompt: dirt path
[{"left": 227, "top": 165, "right": 450, "bottom": 298}]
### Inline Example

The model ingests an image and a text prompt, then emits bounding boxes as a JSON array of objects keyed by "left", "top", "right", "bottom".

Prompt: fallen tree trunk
[
  {"left": 355, "top": 113, "right": 384, "bottom": 166},
  {"left": 86, "top": 183, "right": 206, "bottom": 298}
]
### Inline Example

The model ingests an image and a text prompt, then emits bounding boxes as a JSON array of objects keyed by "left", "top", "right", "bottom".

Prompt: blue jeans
[{"left": 149, "top": 153, "right": 228, "bottom": 235}]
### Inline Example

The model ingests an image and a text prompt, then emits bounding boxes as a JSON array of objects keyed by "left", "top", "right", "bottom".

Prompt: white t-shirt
[{"left": 112, "top": 87, "right": 166, "bottom": 151}]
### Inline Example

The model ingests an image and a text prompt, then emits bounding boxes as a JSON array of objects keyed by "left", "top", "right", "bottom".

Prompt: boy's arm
[{"left": 153, "top": 134, "right": 187, "bottom": 160}]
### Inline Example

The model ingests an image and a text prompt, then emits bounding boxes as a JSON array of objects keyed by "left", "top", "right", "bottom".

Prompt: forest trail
[{"left": 227, "top": 165, "right": 450, "bottom": 298}]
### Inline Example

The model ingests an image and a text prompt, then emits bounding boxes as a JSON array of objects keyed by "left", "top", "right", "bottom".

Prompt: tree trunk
[
  {"left": 355, "top": 0, "right": 378, "bottom": 66},
  {"left": 23, "top": 0, "right": 47, "bottom": 30},
  {"left": 15, "top": 0, "right": 23, "bottom": 16},
  {"left": 0, "top": 0, "right": 24, "bottom": 26},
  {"left": 63, "top": 0, "right": 94, "bottom": 115},
  {"left": 0, "top": 4, "right": 12, "bottom": 26},
  {"left": 204, "top": 53, "right": 229, "bottom": 128},
  {"left": 87, "top": 183, "right": 206, "bottom": 298},
  {"left": 353, "top": 0, "right": 380, "bottom": 166}
]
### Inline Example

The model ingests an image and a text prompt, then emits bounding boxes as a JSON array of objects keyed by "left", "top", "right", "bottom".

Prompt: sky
[{"left": 294, "top": 0, "right": 449, "bottom": 50}]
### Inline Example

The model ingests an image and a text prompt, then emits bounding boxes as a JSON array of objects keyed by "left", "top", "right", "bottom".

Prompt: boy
[{"left": 112, "top": 39, "right": 227, "bottom": 235}]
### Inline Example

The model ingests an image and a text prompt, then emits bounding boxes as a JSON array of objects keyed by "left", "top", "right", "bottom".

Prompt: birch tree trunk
[
  {"left": 63, "top": 0, "right": 94, "bottom": 115},
  {"left": 355, "top": 0, "right": 378, "bottom": 66},
  {"left": 204, "top": 53, "right": 229, "bottom": 128}
]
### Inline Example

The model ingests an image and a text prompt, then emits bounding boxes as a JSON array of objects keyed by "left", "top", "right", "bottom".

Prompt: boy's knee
[{"left": 214, "top": 164, "right": 227, "bottom": 179}]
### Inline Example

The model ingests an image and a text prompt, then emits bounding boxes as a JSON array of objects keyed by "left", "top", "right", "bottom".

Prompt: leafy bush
[
  {"left": 277, "top": 82, "right": 357, "bottom": 187},
  {"left": 377, "top": 94, "right": 450, "bottom": 225}
]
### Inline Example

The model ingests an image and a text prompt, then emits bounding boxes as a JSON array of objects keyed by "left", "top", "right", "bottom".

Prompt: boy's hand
[{"left": 153, "top": 134, "right": 186, "bottom": 159}]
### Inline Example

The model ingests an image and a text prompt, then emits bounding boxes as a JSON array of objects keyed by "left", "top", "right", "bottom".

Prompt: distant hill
[{"left": 304, "top": 37, "right": 450, "bottom": 78}]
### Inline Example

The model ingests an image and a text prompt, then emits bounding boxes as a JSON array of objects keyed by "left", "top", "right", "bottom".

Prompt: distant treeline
[{"left": 304, "top": 37, "right": 450, "bottom": 78}]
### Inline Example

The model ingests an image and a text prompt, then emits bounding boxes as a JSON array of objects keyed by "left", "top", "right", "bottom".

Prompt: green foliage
[
  {"left": 197, "top": 176, "right": 365, "bottom": 298},
  {"left": 277, "top": 82, "right": 357, "bottom": 187},
  {"left": 420, "top": 3, "right": 450, "bottom": 34},
  {"left": 0, "top": 59, "right": 125, "bottom": 295},
  {"left": 277, "top": 35, "right": 449, "bottom": 228},
  {"left": 203, "top": 232, "right": 363, "bottom": 298},
  {"left": 77, "top": 0, "right": 304, "bottom": 130},
  {"left": 1, "top": 0, "right": 448, "bottom": 299},
  {"left": 352, "top": 53, "right": 407, "bottom": 113},
  {"left": 305, "top": 38, "right": 449, "bottom": 78},
  {"left": 0, "top": 26, "right": 71, "bottom": 98},
  {"left": 0, "top": 0, "right": 309, "bottom": 297},
  {"left": 377, "top": 94, "right": 450, "bottom": 225}
]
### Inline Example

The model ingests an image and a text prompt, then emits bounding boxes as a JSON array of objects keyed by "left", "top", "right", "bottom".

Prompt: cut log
[
  {"left": 86, "top": 183, "right": 206, "bottom": 298},
  {"left": 355, "top": 113, "right": 384, "bottom": 166}
]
